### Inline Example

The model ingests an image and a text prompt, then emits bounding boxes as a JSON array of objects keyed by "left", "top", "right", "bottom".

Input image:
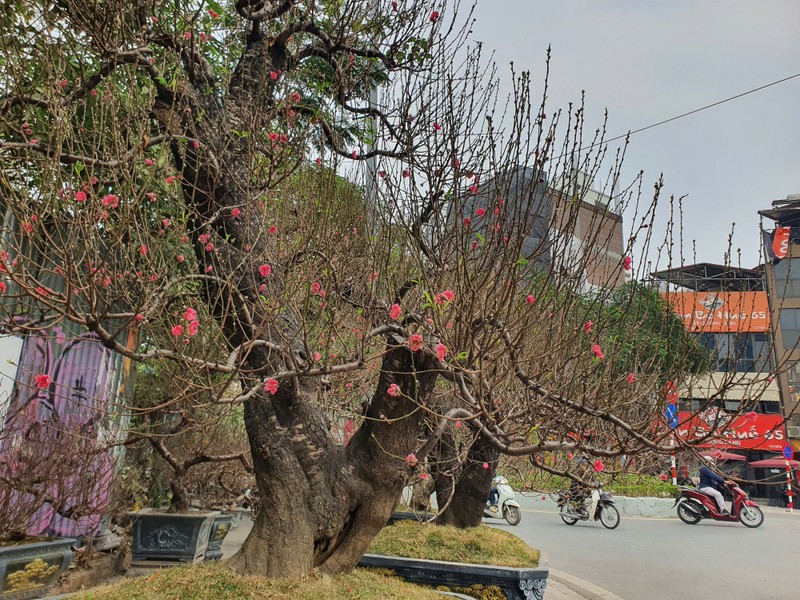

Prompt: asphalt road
[{"left": 491, "top": 505, "right": 799, "bottom": 600}]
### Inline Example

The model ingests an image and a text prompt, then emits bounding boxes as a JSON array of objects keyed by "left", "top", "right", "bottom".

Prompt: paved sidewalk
[{"left": 222, "top": 514, "right": 623, "bottom": 599}]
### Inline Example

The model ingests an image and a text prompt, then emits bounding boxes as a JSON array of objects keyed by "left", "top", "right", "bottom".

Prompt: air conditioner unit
[{"left": 787, "top": 426, "right": 800, "bottom": 439}]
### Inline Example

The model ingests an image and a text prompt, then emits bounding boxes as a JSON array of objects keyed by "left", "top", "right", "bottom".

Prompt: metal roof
[
  {"left": 758, "top": 198, "right": 800, "bottom": 226},
  {"left": 650, "top": 262, "right": 764, "bottom": 292}
]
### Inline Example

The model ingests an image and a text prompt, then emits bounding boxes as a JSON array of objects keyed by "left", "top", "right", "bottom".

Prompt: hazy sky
[{"left": 471, "top": 0, "right": 800, "bottom": 273}]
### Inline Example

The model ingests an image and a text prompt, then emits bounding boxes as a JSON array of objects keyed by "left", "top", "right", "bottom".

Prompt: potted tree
[
  {"left": 126, "top": 359, "right": 253, "bottom": 564},
  {"left": 0, "top": 403, "right": 113, "bottom": 598}
]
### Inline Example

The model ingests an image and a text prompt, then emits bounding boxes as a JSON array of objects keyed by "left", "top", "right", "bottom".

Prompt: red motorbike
[{"left": 673, "top": 480, "right": 764, "bottom": 528}]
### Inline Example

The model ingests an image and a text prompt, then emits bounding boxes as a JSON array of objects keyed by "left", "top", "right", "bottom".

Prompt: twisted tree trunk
[
  {"left": 435, "top": 432, "right": 499, "bottom": 528},
  {"left": 226, "top": 345, "right": 438, "bottom": 577}
]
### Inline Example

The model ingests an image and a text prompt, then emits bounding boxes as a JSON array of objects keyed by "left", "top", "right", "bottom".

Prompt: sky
[{"left": 470, "top": 0, "right": 800, "bottom": 274}]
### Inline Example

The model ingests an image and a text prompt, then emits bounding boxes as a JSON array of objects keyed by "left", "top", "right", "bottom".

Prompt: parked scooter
[
  {"left": 673, "top": 480, "right": 764, "bottom": 528},
  {"left": 483, "top": 476, "right": 522, "bottom": 525},
  {"left": 557, "top": 488, "right": 620, "bottom": 529}
]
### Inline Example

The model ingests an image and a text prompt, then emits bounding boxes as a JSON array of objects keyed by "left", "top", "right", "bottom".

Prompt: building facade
[
  {"left": 652, "top": 264, "right": 784, "bottom": 460},
  {"left": 760, "top": 196, "right": 800, "bottom": 450}
]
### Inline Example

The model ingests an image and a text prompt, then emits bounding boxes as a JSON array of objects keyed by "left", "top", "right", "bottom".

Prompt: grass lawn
[
  {"left": 69, "top": 562, "right": 443, "bottom": 599},
  {"left": 368, "top": 520, "right": 539, "bottom": 568},
  {"left": 70, "top": 520, "right": 539, "bottom": 598}
]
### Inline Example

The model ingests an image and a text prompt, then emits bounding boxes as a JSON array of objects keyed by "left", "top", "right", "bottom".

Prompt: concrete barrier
[
  {"left": 402, "top": 486, "right": 678, "bottom": 519},
  {"left": 517, "top": 493, "right": 676, "bottom": 518}
]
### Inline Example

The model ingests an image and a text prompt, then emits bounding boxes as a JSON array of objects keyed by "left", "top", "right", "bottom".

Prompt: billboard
[
  {"left": 675, "top": 409, "right": 786, "bottom": 452},
  {"left": 663, "top": 291, "right": 770, "bottom": 333}
]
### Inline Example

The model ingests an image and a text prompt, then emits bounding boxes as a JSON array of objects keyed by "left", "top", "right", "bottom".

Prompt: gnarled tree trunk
[
  {"left": 225, "top": 343, "right": 438, "bottom": 577},
  {"left": 435, "top": 432, "right": 499, "bottom": 528}
]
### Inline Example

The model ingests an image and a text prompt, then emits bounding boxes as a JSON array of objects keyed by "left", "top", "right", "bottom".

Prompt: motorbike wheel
[
  {"left": 599, "top": 504, "right": 620, "bottom": 530},
  {"left": 504, "top": 505, "right": 522, "bottom": 526},
  {"left": 678, "top": 502, "right": 703, "bottom": 525},
  {"left": 677, "top": 501, "right": 702, "bottom": 525},
  {"left": 559, "top": 504, "right": 579, "bottom": 525},
  {"left": 738, "top": 505, "right": 765, "bottom": 528}
]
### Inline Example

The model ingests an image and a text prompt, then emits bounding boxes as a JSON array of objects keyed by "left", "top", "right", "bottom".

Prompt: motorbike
[
  {"left": 483, "top": 476, "right": 522, "bottom": 525},
  {"left": 673, "top": 479, "right": 764, "bottom": 528},
  {"left": 557, "top": 488, "right": 620, "bottom": 529}
]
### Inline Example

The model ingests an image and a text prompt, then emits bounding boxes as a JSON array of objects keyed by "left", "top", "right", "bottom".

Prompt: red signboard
[
  {"left": 675, "top": 409, "right": 786, "bottom": 452},
  {"left": 662, "top": 291, "right": 770, "bottom": 333}
]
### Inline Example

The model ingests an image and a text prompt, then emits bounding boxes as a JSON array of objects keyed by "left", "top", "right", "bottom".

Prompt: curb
[{"left": 548, "top": 569, "right": 626, "bottom": 600}]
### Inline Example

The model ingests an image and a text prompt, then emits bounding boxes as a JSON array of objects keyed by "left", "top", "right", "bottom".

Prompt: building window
[
  {"left": 694, "top": 332, "right": 771, "bottom": 372},
  {"left": 779, "top": 309, "right": 800, "bottom": 350},
  {"left": 787, "top": 361, "right": 800, "bottom": 406},
  {"left": 773, "top": 258, "right": 800, "bottom": 299},
  {"left": 758, "top": 401, "right": 782, "bottom": 414}
]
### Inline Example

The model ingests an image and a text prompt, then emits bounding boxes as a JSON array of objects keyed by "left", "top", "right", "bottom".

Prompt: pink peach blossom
[
  {"left": 408, "top": 334, "right": 424, "bottom": 352},
  {"left": 263, "top": 378, "right": 279, "bottom": 395},
  {"left": 101, "top": 194, "right": 119, "bottom": 208},
  {"left": 34, "top": 374, "right": 51, "bottom": 389},
  {"left": 389, "top": 303, "right": 402, "bottom": 320}
]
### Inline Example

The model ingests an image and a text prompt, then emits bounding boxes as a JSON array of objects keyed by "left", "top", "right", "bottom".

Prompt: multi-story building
[
  {"left": 548, "top": 170, "right": 625, "bottom": 293},
  {"left": 652, "top": 263, "right": 785, "bottom": 466},
  {"left": 759, "top": 195, "right": 800, "bottom": 449},
  {"left": 461, "top": 167, "right": 626, "bottom": 293},
  {"left": 652, "top": 252, "right": 800, "bottom": 502}
]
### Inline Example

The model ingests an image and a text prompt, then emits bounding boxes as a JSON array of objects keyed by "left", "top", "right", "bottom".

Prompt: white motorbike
[{"left": 483, "top": 476, "right": 522, "bottom": 525}]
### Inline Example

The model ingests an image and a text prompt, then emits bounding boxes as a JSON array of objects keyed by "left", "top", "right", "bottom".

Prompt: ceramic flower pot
[
  {"left": 129, "top": 509, "right": 219, "bottom": 564},
  {"left": 0, "top": 538, "right": 76, "bottom": 600}
]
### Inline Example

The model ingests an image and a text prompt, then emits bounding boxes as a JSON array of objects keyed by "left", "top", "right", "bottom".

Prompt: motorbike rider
[
  {"left": 567, "top": 479, "right": 590, "bottom": 517},
  {"left": 488, "top": 475, "right": 501, "bottom": 513},
  {"left": 699, "top": 455, "right": 729, "bottom": 514},
  {"left": 566, "top": 457, "right": 597, "bottom": 517}
]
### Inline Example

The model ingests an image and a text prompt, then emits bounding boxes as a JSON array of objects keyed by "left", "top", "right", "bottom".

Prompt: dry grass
[
  {"left": 368, "top": 521, "right": 540, "bottom": 568},
  {"left": 69, "top": 562, "right": 442, "bottom": 600}
]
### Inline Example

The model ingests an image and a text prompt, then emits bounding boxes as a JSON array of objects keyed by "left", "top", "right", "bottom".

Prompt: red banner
[
  {"left": 773, "top": 227, "right": 791, "bottom": 259},
  {"left": 675, "top": 409, "right": 786, "bottom": 451}
]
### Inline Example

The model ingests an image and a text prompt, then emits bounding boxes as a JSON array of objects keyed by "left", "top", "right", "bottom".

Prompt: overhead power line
[{"left": 600, "top": 71, "right": 800, "bottom": 147}]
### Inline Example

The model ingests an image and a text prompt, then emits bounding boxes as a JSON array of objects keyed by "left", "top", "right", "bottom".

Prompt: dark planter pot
[
  {"left": 359, "top": 553, "right": 549, "bottom": 600},
  {"left": 129, "top": 509, "right": 219, "bottom": 564},
  {"left": 388, "top": 511, "right": 436, "bottom": 524},
  {"left": 203, "top": 513, "right": 234, "bottom": 561},
  {"left": 0, "top": 538, "right": 76, "bottom": 600}
]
